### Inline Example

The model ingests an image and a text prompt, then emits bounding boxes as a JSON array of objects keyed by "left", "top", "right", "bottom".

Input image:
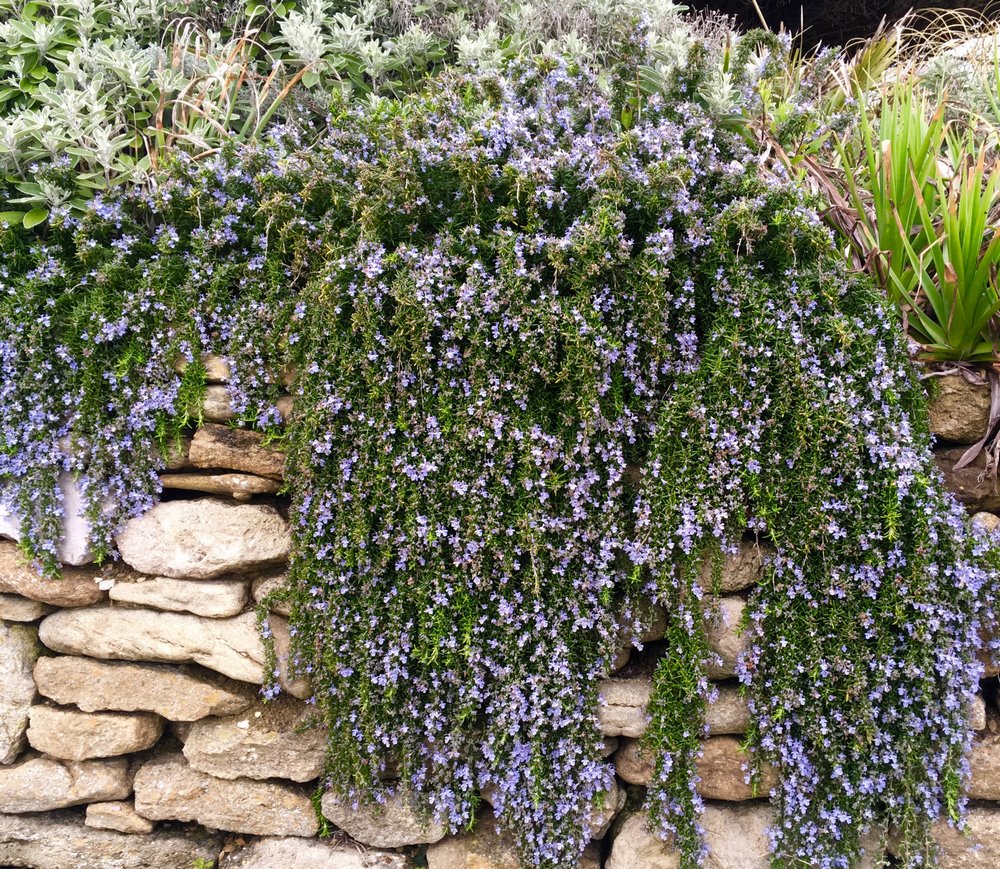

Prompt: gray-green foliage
[{"left": 0, "top": 0, "right": 697, "bottom": 223}]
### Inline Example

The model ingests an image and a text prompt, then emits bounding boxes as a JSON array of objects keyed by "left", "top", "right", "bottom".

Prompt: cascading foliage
[{"left": 1, "top": 35, "right": 999, "bottom": 869}]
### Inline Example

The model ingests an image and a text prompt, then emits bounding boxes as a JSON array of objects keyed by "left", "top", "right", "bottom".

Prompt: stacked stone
[{"left": 0, "top": 363, "right": 996, "bottom": 867}]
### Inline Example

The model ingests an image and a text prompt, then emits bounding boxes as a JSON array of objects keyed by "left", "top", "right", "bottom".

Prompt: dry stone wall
[{"left": 0, "top": 364, "right": 998, "bottom": 868}]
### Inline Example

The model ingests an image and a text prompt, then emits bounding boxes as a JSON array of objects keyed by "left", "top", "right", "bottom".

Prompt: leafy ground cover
[{"left": 4, "top": 4, "right": 1000, "bottom": 868}]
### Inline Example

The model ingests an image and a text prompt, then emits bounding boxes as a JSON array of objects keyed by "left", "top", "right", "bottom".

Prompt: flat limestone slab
[
  {"left": 0, "top": 541, "right": 105, "bottom": 607},
  {"left": 922, "top": 806, "right": 1000, "bottom": 867},
  {"left": 426, "top": 808, "right": 599, "bottom": 868},
  {"left": 33, "top": 656, "right": 254, "bottom": 721},
  {"left": 615, "top": 736, "right": 777, "bottom": 799},
  {"left": 86, "top": 800, "right": 156, "bottom": 834},
  {"left": 0, "top": 620, "right": 38, "bottom": 764},
  {"left": 0, "top": 593, "right": 54, "bottom": 622},
  {"left": 159, "top": 472, "right": 281, "bottom": 501},
  {"left": 321, "top": 788, "right": 447, "bottom": 848},
  {"left": 109, "top": 575, "right": 250, "bottom": 618},
  {"left": 115, "top": 498, "right": 290, "bottom": 579},
  {"left": 202, "top": 384, "right": 237, "bottom": 422},
  {"left": 606, "top": 803, "right": 776, "bottom": 869},
  {"left": 38, "top": 607, "right": 306, "bottom": 695},
  {"left": 27, "top": 705, "right": 164, "bottom": 761},
  {"left": 0, "top": 809, "right": 221, "bottom": 869},
  {"left": 189, "top": 423, "right": 285, "bottom": 479},
  {"left": 173, "top": 353, "right": 232, "bottom": 382},
  {"left": 39, "top": 608, "right": 268, "bottom": 684},
  {"left": 705, "top": 596, "right": 748, "bottom": 679},
  {"left": 133, "top": 753, "right": 318, "bottom": 837},
  {"left": 220, "top": 836, "right": 409, "bottom": 868},
  {"left": 597, "top": 678, "right": 652, "bottom": 738},
  {"left": 0, "top": 754, "right": 130, "bottom": 812},
  {"left": 183, "top": 696, "right": 325, "bottom": 782}
]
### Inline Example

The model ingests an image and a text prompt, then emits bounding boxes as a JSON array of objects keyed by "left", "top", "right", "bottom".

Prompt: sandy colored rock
[
  {"left": 856, "top": 828, "right": 890, "bottom": 869},
  {"left": 38, "top": 609, "right": 305, "bottom": 699},
  {"left": 34, "top": 655, "right": 254, "bottom": 721},
  {"left": 971, "top": 694, "right": 987, "bottom": 731},
  {"left": 586, "top": 778, "right": 626, "bottom": 839},
  {"left": 0, "top": 593, "right": 53, "bottom": 621},
  {"left": 702, "top": 801, "right": 772, "bottom": 869},
  {"left": 606, "top": 812, "right": 679, "bottom": 869},
  {"left": 110, "top": 575, "right": 250, "bottom": 618},
  {"left": 597, "top": 676, "right": 750, "bottom": 739},
  {"left": 190, "top": 422, "right": 285, "bottom": 479},
  {"left": 39, "top": 607, "right": 271, "bottom": 683},
  {"left": 706, "top": 683, "right": 751, "bottom": 735},
  {"left": 426, "top": 808, "right": 597, "bottom": 868},
  {"left": 927, "top": 373, "right": 991, "bottom": 444},
  {"left": 935, "top": 447, "right": 1000, "bottom": 513},
  {"left": 698, "top": 737, "right": 777, "bottom": 801},
  {"left": 0, "top": 621, "right": 38, "bottom": 764},
  {"left": 608, "top": 803, "right": 778, "bottom": 869},
  {"left": 981, "top": 630, "right": 1000, "bottom": 679},
  {"left": 599, "top": 679, "right": 748, "bottom": 741},
  {"left": 174, "top": 352, "right": 231, "bottom": 382},
  {"left": 271, "top": 614, "right": 313, "bottom": 700},
  {"left": 0, "top": 754, "right": 129, "bottom": 812},
  {"left": 615, "top": 738, "right": 654, "bottom": 785},
  {"left": 133, "top": 752, "right": 317, "bottom": 836},
  {"left": 702, "top": 539, "right": 771, "bottom": 593},
  {"left": 184, "top": 696, "right": 326, "bottom": 782},
  {"left": 972, "top": 512, "right": 1000, "bottom": 534},
  {"left": 616, "top": 737, "right": 776, "bottom": 799},
  {"left": 598, "top": 677, "right": 651, "bottom": 738},
  {"left": 0, "top": 472, "right": 93, "bottom": 566},
  {"left": 220, "top": 835, "right": 410, "bottom": 868},
  {"left": 161, "top": 436, "right": 192, "bottom": 471},
  {"left": 0, "top": 809, "right": 221, "bottom": 869},
  {"left": 160, "top": 472, "right": 281, "bottom": 501},
  {"left": 252, "top": 571, "right": 293, "bottom": 616},
  {"left": 86, "top": 800, "right": 155, "bottom": 834},
  {"left": 611, "top": 646, "right": 631, "bottom": 672},
  {"left": 202, "top": 384, "right": 237, "bottom": 422},
  {"left": 580, "top": 842, "right": 601, "bottom": 869},
  {"left": 115, "top": 498, "right": 290, "bottom": 579},
  {"left": 321, "top": 787, "right": 447, "bottom": 848},
  {"left": 27, "top": 705, "right": 163, "bottom": 761},
  {"left": 203, "top": 354, "right": 232, "bottom": 382},
  {"left": 969, "top": 736, "right": 1000, "bottom": 799},
  {"left": 636, "top": 598, "right": 668, "bottom": 643},
  {"left": 706, "top": 596, "right": 748, "bottom": 679},
  {"left": 0, "top": 541, "right": 105, "bottom": 606},
  {"left": 924, "top": 806, "right": 1000, "bottom": 867}
]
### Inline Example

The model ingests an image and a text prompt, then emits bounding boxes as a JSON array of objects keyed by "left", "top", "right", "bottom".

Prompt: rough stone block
[
  {"left": 220, "top": 835, "right": 409, "bottom": 868},
  {"left": 189, "top": 423, "right": 285, "bottom": 479},
  {"left": 0, "top": 620, "right": 38, "bottom": 764},
  {"left": 115, "top": 498, "right": 290, "bottom": 579},
  {"left": 27, "top": 705, "right": 163, "bottom": 761},
  {"left": 0, "top": 541, "right": 105, "bottom": 606},
  {"left": 133, "top": 752, "right": 318, "bottom": 837},
  {"left": 0, "top": 754, "right": 130, "bottom": 812},
  {"left": 110, "top": 575, "right": 250, "bottom": 618},
  {"left": 321, "top": 787, "right": 447, "bottom": 848},
  {"left": 34, "top": 655, "right": 254, "bottom": 721},
  {"left": 0, "top": 809, "right": 221, "bottom": 869},
  {"left": 85, "top": 800, "right": 156, "bottom": 834},
  {"left": 184, "top": 697, "right": 325, "bottom": 782}
]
